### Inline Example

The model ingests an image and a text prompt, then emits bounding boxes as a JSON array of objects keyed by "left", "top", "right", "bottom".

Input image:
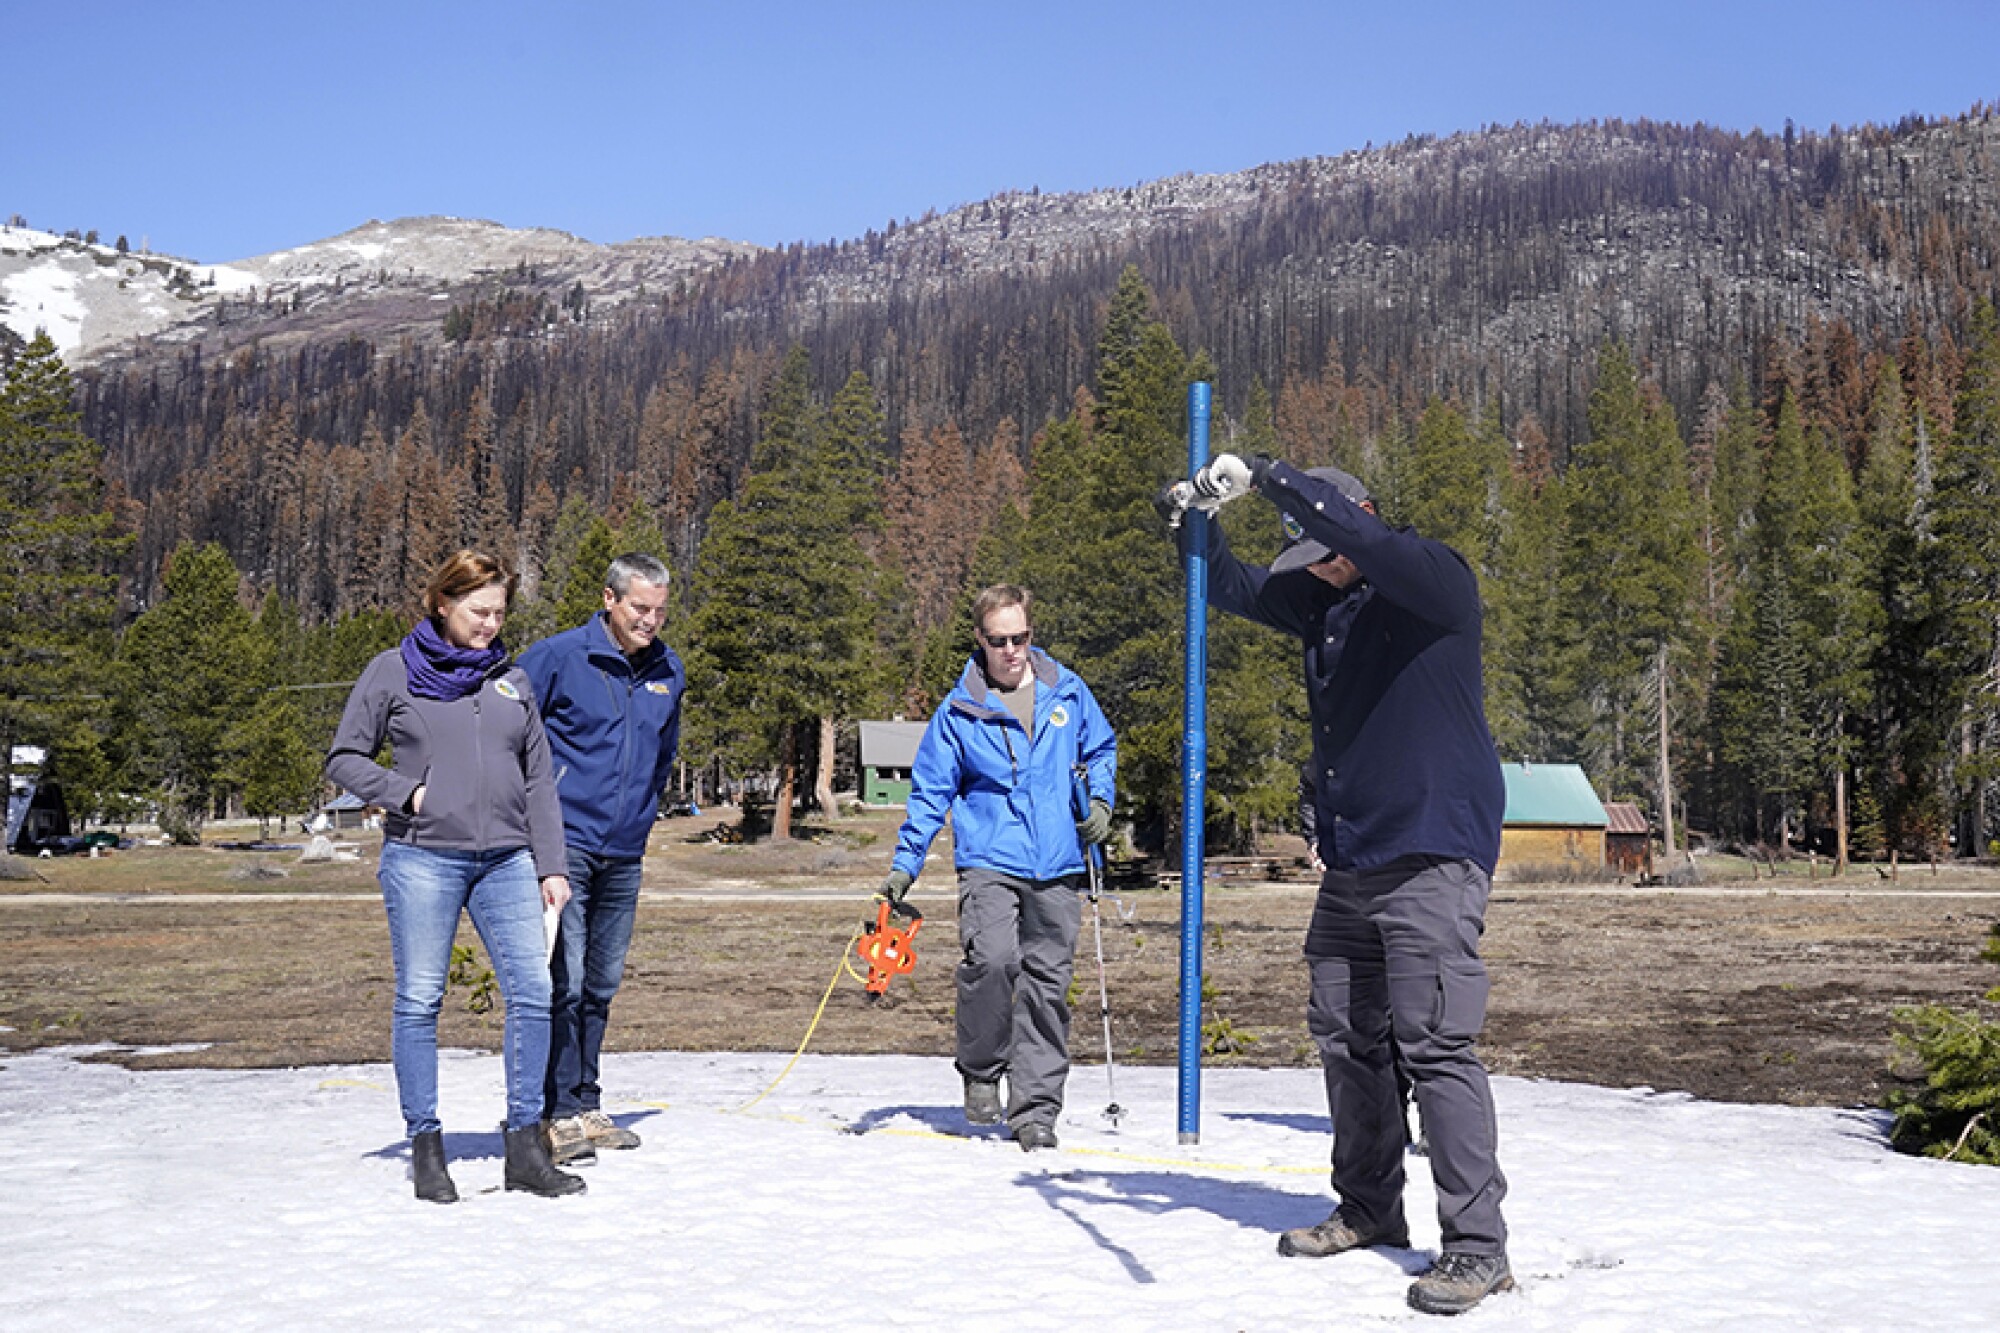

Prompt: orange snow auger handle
[{"left": 856, "top": 898, "right": 922, "bottom": 995}]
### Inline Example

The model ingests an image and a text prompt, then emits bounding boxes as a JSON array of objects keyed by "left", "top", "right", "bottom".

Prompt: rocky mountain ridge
[{"left": 13, "top": 111, "right": 1999, "bottom": 390}]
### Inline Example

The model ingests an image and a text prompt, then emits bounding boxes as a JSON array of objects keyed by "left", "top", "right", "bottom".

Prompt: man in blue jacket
[
  {"left": 878, "top": 584, "right": 1117, "bottom": 1152},
  {"left": 519, "top": 553, "right": 685, "bottom": 1167},
  {"left": 1161, "top": 457, "right": 1512, "bottom": 1317}
]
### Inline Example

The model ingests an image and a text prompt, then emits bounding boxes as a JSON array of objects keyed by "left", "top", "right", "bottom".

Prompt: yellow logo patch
[
  {"left": 645, "top": 682, "right": 673, "bottom": 695},
  {"left": 1048, "top": 705, "right": 1070, "bottom": 728},
  {"left": 493, "top": 679, "right": 522, "bottom": 701}
]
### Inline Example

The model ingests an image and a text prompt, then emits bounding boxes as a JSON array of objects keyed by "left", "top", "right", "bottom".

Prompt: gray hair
[{"left": 604, "top": 553, "right": 671, "bottom": 598}]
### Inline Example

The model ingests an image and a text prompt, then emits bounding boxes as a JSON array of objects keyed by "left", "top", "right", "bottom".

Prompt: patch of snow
[
  {"left": 196, "top": 264, "right": 261, "bottom": 295},
  {"left": 2, "top": 260, "right": 88, "bottom": 351},
  {"left": 0, "top": 224, "right": 65, "bottom": 254},
  {"left": 2, "top": 1048, "right": 1995, "bottom": 1329}
]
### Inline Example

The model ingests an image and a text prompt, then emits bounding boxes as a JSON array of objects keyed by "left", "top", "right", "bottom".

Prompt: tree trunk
[
  {"left": 1833, "top": 742, "right": 1849, "bottom": 877},
  {"left": 774, "top": 725, "right": 796, "bottom": 840},
  {"left": 1964, "top": 719, "right": 1980, "bottom": 860},
  {"left": 816, "top": 716, "right": 838, "bottom": 821},
  {"left": 1656, "top": 643, "right": 1676, "bottom": 859}
]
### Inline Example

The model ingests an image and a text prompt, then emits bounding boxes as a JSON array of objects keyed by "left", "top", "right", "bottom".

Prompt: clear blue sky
[{"left": 8, "top": 1, "right": 1998, "bottom": 262}]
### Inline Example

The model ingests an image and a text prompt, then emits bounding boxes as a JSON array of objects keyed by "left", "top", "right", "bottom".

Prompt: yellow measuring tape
[
  {"left": 719, "top": 922, "right": 1325, "bottom": 1177},
  {"left": 732, "top": 923, "right": 870, "bottom": 1113}
]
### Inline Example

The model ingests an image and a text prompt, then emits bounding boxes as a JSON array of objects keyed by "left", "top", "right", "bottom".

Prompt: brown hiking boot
[
  {"left": 579, "top": 1109, "right": 641, "bottom": 1150},
  {"left": 1277, "top": 1209, "right": 1410, "bottom": 1257},
  {"left": 543, "top": 1115, "right": 598, "bottom": 1166},
  {"left": 1406, "top": 1250, "right": 1514, "bottom": 1316}
]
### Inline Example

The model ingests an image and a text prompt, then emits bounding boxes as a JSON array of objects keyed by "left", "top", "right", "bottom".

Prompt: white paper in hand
[{"left": 544, "top": 899, "right": 562, "bottom": 962}]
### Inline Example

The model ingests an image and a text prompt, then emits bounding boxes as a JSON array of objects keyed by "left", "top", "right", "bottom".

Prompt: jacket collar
[
  {"left": 588, "top": 611, "right": 668, "bottom": 674},
  {"left": 953, "top": 648, "right": 1059, "bottom": 716}
]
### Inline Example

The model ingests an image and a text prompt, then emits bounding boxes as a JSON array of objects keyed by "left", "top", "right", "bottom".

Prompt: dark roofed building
[{"left": 1603, "top": 802, "right": 1653, "bottom": 876}]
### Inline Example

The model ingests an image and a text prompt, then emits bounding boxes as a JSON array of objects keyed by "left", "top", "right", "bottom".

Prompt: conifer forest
[{"left": 8, "top": 110, "right": 2000, "bottom": 861}]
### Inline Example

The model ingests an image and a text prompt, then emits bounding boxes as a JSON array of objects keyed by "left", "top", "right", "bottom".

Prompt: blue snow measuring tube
[{"left": 1177, "top": 380, "right": 1212, "bottom": 1145}]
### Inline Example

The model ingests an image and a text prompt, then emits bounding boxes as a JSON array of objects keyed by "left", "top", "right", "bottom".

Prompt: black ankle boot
[
  {"left": 504, "top": 1123, "right": 586, "bottom": 1197},
  {"left": 411, "top": 1130, "right": 458, "bottom": 1204}
]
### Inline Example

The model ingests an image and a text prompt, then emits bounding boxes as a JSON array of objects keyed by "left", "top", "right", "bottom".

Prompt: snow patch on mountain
[
  {"left": 0, "top": 216, "right": 757, "bottom": 363},
  {"left": 0, "top": 224, "right": 261, "bottom": 356}
]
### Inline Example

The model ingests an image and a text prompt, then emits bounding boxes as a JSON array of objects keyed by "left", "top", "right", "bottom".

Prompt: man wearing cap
[{"left": 1158, "top": 457, "right": 1511, "bottom": 1318}]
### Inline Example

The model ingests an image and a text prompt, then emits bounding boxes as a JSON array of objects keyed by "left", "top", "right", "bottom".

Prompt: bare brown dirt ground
[{"left": 3, "top": 809, "right": 1995, "bottom": 1108}]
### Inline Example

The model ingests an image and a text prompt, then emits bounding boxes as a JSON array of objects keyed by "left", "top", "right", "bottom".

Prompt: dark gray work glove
[
  {"left": 877, "top": 868, "right": 914, "bottom": 904},
  {"left": 1075, "top": 798, "right": 1112, "bottom": 846}
]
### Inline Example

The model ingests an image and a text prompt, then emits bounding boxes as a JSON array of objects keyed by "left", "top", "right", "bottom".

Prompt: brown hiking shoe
[
  {"left": 543, "top": 1115, "right": 598, "bottom": 1166},
  {"left": 1406, "top": 1250, "right": 1514, "bottom": 1316},
  {"left": 579, "top": 1110, "right": 641, "bottom": 1150},
  {"left": 1277, "top": 1209, "right": 1410, "bottom": 1257}
]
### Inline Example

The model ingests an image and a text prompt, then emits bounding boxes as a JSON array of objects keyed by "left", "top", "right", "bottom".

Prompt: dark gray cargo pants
[
  {"left": 1305, "top": 855, "right": 1508, "bottom": 1255},
  {"left": 954, "top": 867, "right": 1083, "bottom": 1131}
]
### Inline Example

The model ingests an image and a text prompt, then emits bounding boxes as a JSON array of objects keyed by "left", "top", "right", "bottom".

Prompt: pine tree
[
  {"left": 233, "top": 690, "right": 321, "bottom": 837},
  {"left": 1558, "top": 344, "right": 1699, "bottom": 814},
  {"left": 0, "top": 333, "right": 126, "bottom": 805},
  {"left": 685, "top": 348, "right": 883, "bottom": 837},
  {"left": 1485, "top": 428, "right": 1586, "bottom": 764},
  {"left": 1855, "top": 362, "right": 1954, "bottom": 865},
  {"left": 1401, "top": 398, "right": 1507, "bottom": 580},
  {"left": 1932, "top": 303, "right": 2000, "bottom": 856},
  {"left": 553, "top": 515, "right": 619, "bottom": 636},
  {"left": 511, "top": 492, "right": 602, "bottom": 648},
  {"left": 1715, "top": 388, "right": 1864, "bottom": 852},
  {"left": 1018, "top": 270, "right": 1196, "bottom": 842},
  {"left": 1686, "top": 380, "right": 1763, "bottom": 838},
  {"left": 1790, "top": 405, "right": 1868, "bottom": 866},
  {"left": 110, "top": 543, "right": 269, "bottom": 842}
]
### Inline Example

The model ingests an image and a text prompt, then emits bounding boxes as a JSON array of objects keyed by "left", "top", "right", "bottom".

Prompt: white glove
[
  {"left": 1155, "top": 480, "right": 1197, "bottom": 530},
  {"left": 1187, "top": 453, "right": 1255, "bottom": 514}
]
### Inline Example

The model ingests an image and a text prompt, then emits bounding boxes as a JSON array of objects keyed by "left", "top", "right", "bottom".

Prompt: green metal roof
[{"left": 1500, "top": 762, "right": 1608, "bottom": 827}]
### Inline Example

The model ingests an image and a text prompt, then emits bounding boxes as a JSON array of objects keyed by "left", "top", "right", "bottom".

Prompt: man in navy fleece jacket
[
  {"left": 518, "top": 553, "right": 684, "bottom": 1167},
  {"left": 1161, "top": 454, "right": 1513, "bottom": 1317}
]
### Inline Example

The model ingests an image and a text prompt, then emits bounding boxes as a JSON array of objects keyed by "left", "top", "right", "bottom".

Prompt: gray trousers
[
  {"left": 1305, "top": 855, "right": 1508, "bottom": 1254},
  {"left": 954, "top": 867, "right": 1083, "bottom": 1130}
]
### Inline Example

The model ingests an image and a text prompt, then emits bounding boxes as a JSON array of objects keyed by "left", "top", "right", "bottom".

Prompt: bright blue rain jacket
[{"left": 892, "top": 649, "right": 1116, "bottom": 883}]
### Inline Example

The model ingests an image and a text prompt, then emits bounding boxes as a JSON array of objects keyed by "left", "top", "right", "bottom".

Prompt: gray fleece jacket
[{"left": 324, "top": 648, "right": 567, "bottom": 878}]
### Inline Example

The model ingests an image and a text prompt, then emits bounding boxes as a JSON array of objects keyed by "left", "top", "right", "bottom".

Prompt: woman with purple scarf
[{"left": 326, "top": 549, "right": 582, "bottom": 1203}]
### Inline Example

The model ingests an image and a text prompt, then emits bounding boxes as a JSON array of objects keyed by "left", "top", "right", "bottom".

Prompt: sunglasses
[{"left": 981, "top": 630, "right": 1032, "bottom": 649}]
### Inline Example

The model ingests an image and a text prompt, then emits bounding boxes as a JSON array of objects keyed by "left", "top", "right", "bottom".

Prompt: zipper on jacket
[
  {"left": 598, "top": 663, "right": 637, "bottom": 843},
  {"left": 472, "top": 686, "right": 486, "bottom": 848}
]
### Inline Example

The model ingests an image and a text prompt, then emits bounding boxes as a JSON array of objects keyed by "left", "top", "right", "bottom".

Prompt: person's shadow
[
  {"left": 1221, "top": 1110, "right": 1330, "bottom": 1135},
  {"left": 1018, "top": 1169, "right": 1429, "bottom": 1284},
  {"left": 364, "top": 1110, "right": 661, "bottom": 1166},
  {"left": 844, "top": 1102, "right": 1005, "bottom": 1139}
]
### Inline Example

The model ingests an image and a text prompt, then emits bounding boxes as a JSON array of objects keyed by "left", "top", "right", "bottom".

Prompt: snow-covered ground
[{"left": 1, "top": 1045, "right": 1994, "bottom": 1331}]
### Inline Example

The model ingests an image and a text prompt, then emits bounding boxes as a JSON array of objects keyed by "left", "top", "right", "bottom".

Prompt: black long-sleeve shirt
[{"left": 1196, "top": 461, "right": 1504, "bottom": 874}]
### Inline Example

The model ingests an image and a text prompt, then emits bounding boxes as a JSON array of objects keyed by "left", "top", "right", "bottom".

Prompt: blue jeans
[
  {"left": 379, "top": 841, "right": 552, "bottom": 1137},
  {"left": 543, "top": 849, "right": 643, "bottom": 1119}
]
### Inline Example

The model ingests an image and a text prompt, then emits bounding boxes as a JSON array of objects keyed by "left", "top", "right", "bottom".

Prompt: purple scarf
[{"left": 400, "top": 617, "right": 507, "bottom": 702}]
